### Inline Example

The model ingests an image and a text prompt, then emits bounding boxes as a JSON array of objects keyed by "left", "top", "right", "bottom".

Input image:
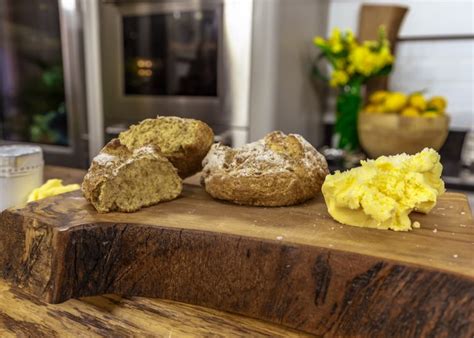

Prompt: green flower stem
[{"left": 335, "top": 82, "right": 362, "bottom": 151}]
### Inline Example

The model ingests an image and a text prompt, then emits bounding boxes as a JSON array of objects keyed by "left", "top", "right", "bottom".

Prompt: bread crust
[
  {"left": 82, "top": 139, "right": 182, "bottom": 212},
  {"left": 201, "top": 131, "right": 329, "bottom": 206},
  {"left": 82, "top": 139, "right": 128, "bottom": 206},
  {"left": 118, "top": 116, "right": 214, "bottom": 178}
]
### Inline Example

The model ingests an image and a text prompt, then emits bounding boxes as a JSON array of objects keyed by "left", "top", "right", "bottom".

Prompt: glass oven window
[
  {"left": 0, "top": 0, "right": 69, "bottom": 146},
  {"left": 122, "top": 9, "right": 218, "bottom": 97}
]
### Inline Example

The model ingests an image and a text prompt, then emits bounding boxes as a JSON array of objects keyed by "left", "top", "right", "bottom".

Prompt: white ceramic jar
[{"left": 0, "top": 145, "right": 44, "bottom": 211}]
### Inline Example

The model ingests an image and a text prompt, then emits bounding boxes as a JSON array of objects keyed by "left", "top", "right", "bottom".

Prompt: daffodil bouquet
[{"left": 313, "top": 27, "right": 394, "bottom": 151}]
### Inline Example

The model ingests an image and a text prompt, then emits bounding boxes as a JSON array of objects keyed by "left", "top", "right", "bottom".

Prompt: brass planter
[{"left": 358, "top": 112, "right": 450, "bottom": 158}]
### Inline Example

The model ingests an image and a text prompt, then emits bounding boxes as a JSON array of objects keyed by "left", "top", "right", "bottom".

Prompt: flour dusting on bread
[
  {"left": 92, "top": 153, "right": 118, "bottom": 166},
  {"left": 201, "top": 131, "right": 329, "bottom": 206}
]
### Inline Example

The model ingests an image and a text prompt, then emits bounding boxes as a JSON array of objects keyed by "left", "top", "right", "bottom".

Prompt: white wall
[
  {"left": 328, "top": 0, "right": 474, "bottom": 131},
  {"left": 329, "top": 0, "right": 474, "bottom": 37},
  {"left": 390, "top": 40, "right": 473, "bottom": 129},
  {"left": 249, "top": 0, "right": 329, "bottom": 145}
]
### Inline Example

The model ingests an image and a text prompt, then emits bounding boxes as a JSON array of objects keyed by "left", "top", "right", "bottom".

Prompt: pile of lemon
[{"left": 363, "top": 91, "right": 447, "bottom": 118}]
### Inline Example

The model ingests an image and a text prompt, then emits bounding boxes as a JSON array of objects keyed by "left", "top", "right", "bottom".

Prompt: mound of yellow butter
[
  {"left": 322, "top": 148, "right": 445, "bottom": 231},
  {"left": 27, "top": 179, "right": 80, "bottom": 203}
]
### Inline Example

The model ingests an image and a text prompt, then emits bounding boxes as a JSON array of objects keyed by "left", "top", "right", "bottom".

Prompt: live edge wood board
[{"left": 0, "top": 182, "right": 473, "bottom": 336}]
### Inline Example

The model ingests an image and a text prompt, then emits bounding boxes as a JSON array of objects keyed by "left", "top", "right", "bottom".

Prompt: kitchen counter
[{"left": 0, "top": 166, "right": 304, "bottom": 337}]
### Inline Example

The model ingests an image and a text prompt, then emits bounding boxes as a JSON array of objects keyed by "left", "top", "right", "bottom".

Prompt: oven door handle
[
  {"left": 101, "top": 0, "right": 145, "bottom": 4},
  {"left": 102, "top": 0, "right": 222, "bottom": 5},
  {"left": 102, "top": 0, "right": 223, "bottom": 15}
]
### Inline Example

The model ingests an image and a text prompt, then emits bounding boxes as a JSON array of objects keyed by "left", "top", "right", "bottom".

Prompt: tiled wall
[
  {"left": 390, "top": 40, "right": 473, "bottom": 130},
  {"left": 327, "top": 0, "right": 474, "bottom": 131}
]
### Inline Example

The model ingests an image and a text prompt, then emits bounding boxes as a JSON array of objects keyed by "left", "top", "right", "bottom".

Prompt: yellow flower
[
  {"left": 330, "top": 28, "right": 341, "bottom": 42},
  {"left": 384, "top": 92, "right": 407, "bottom": 112},
  {"left": 346, "top": 64, "right": 355, "bottom": 75},
  {"left": 423, "top": 111, "right": 441, "bottom": 118},
  {"left": 345, "top": 30, "right": 354, "bottom": 41},
  {"left": 369, "top": 90, "right": 389, "bottom": 104},
  {"left": 349, "top": 46, "right": 378, "bottom": 76},
  {"left": 334, "top": 58, "right": 346, "bottom": 69},
  {"left": 313, "top": 36, "right": 326, "bottom": 47},
  {"left": 349, "top": 35, "right": 393, "bottom": 76},
  {"left": 328, "top": 28, "right": 344, "bottom": 53},
  {"left": 345, "top": 30, "right": 357, "bottom": 50},
  {"left": 331, "top": 42, "right": 343, "bottom": 53},
  {"left": 401, "top": 107, "right": 420, "bottom": 117},
  {"left": 408, "top": 93, "right": 427, "bottom": 111},
  {"left": 363, "top": 40, "right": 378, "bottom": 49},
  {"left": 427, "top": 96, "right": 447, "bottom": 113},
  {"left": 376, "top": 46, "right": 394, "bottom": 68},
  {"left": 330, "top": 70, "right": 349, "bottom": 87}
]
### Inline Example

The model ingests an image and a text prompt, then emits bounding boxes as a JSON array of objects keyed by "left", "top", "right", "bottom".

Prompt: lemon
[
  {"left": 364, "top": 104, "right": 380, "bottom": 113},
  {"left": 369, "top": 90, "right": 388, "bottom": 104},
  {"left": 422, "top": 111, "right": 440, "bottom": 118},
  {"left": 427, "top": 96, "right": 447, "bottom": 113},
  {"left": 401, "top": 107, "right": 420, "bottom": 117},
  {"left": 408, "top": 93, "right": 427, "bottom": 111},
  {"left": 384, "top": 92, "right": 408, "bottom": 112}
]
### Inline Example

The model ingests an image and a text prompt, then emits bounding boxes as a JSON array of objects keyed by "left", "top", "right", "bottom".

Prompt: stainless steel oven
[
  {"left": 99, "top": 0, "right": 226, "bottom": 138},
  {"left": 0, "top": 0, "right": 88, "bottom": 167}
]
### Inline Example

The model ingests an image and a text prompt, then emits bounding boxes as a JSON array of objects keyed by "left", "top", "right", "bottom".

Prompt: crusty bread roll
[
  {"left": 201, "top": 131, "right": 329, "bottom": 206},
  {"left": 82, "top": 139, "right": 182, "bottom": 213},
  {"left": 118, "top": 116, "right": 214, "bottom": 178}
]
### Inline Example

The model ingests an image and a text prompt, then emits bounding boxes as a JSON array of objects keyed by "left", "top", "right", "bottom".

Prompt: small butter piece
[
  {"left": 27, "top": 179, "right": 80, "bottom": 203},
  {"left": 322, "top": 148, "right": 445, "bottom": 231}
]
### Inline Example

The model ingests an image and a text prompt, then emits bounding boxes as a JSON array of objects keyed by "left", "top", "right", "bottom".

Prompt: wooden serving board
[{"left": 0, "top": 185, "right": 473, "bottom": 336}]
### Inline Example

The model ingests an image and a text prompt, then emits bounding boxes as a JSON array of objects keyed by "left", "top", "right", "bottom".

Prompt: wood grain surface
[
  {"left": 1, "top": 166, "right": 306, "bottom": 336},
  {"left": 0, "top": 166, "right": 473, "bottom": 336},
  {"left": 0, "top": 279, "right": 308, "bottom": 337}
]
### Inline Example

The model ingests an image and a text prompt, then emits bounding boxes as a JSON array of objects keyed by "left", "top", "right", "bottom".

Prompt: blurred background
[{"left": 0, "top": 0, "right": 473, "bottom": 199}]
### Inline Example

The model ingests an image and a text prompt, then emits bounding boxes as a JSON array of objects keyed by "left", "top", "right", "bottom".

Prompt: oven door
[{"left": 100, "top": 0, "right": 225, "bottom": 132}]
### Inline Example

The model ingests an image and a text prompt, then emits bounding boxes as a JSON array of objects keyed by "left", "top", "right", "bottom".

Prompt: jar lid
[{"left": 0, "top": 145, "right": 44, "bottom": 177}]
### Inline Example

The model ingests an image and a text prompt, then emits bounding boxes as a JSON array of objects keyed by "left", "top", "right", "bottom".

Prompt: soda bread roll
[
  {"left": 82, "top": 139, "right": 182, "bottom": 213},
  {"left": 201, "top": 131, "right": 329, "bottom": 206},
  {"left": 119, "top": 116, "right": 214, "bottom": 178}
]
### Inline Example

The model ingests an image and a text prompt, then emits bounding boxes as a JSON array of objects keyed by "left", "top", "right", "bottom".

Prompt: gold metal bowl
[{"left": 358, "top": 112, "right": 450, "bottom": 158}]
